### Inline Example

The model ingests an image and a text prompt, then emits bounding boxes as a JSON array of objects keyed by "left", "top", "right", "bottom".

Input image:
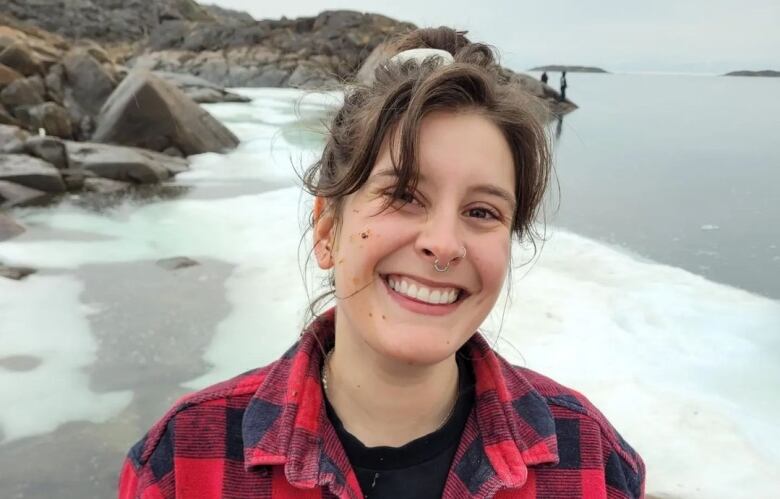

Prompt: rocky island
[
  {"left": 723, "top": 70, "right": 780, "bottom": 77},
  {"left": 530, "top": 65, "right": 608, "bottom": 73}
]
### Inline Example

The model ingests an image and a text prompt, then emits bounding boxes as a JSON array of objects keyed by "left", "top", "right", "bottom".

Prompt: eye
[
  {"left": 466, "top": 207, "right": 501, "bottom": 220},
  {"left": 384, "top": 188, "right": 422, "bottom": 206}
]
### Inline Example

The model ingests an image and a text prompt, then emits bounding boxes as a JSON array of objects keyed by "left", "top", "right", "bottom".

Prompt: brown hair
[{"left": 300, "top": 26, "right": 552, "bottom": 320}]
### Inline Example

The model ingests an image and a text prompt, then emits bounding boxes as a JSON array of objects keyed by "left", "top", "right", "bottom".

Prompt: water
[{"left": 0, "top": 78, "right": 778, "bottom": 498}]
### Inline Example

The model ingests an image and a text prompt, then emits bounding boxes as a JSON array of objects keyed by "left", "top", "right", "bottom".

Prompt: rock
[
  {"left": 201, "top": 5, "right": 255, "bottom": 25},
  {"left": 44, "top": 64, "right": 65, "bottom": 103},
  {"left": 0, "top": 153, "right": 66, "bottom": 193},
  {"left": 58, "top": 167, "right": 96, "bottom": 191},
  {"left": 287, "top": 62, "right": 336, "bottom": 89},
  {"left": 156, "top": 256, "right": 200, "bottom": 270},
  {"left": 162, "top": 146, "right": 184, "bottom": 157},
  {"left": 0, "top": 63, "right": 23, "bottom": 88},
  {"left": 62, "top": 50, "right": 117, "bottom": 116},
  {"left": 64, "top": 141, "right": 188, "bottom": 183},
  {"left": 151, "top": 71, "right": 250, "bottom": 103},
  {"left": 0, "top": 264, "right": 37, "bottom": 280},
  {"left": 724, "top": 70, "right": 780, "bottom": 77},
  {"left": 0, "top": 354, "right": 43, "bottom": 371},
  {"left": 83, "top": 177, "right": 132, "bottom": 194},
  {"left": 93, "top": 69, "right": 239, "bottom": 155},
  {"left": 0, "top": 42, "right": 41, "bottom": 76},
  {"left": 0, "top": 211, "right": 25, "bottom": 239},
  {"left": 0, "top": 124, "right": 29, "bottom": 153},
  {"left": 0, "top": 179, "right": 50, "bottom": 207},
  {"left": 0, "top": 102, "right": 20, "bottom": 126},
  {"left": 0, "top": 77, "right": 45, "bottom": 110},
  {"left": 25, "top": 135, "right": 69, "bottom": 169},
  {"left": 16, "top": 102, "right": 72, "bottom": 138}
]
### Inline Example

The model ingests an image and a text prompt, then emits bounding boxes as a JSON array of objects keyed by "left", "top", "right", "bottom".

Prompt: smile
[{"left": 380, "top": 273, "right": 467, "bottom": 312}]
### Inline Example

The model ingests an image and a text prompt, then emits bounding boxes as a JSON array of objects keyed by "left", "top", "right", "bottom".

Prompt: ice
[{"left": 0, "top": 274, "right": 132, "bottom": 441}]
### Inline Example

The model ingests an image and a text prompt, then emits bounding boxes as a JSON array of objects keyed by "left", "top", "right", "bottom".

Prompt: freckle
[
  {"left": 368, "top": 312, "right": 373, "bottom": 317},
  {"left": 352, "top": 277, "right": 359, "bottom": 285},
  {"left": 446, "top": 340, "right": 451, "bottom": 345},
  {"left": 382, "top": 315, "right": 386, "bottom": 320},
  {"left": 338, "top": 258, "right": 344, "bottom": 264},
  {"left": 353, "top": 209, "right": 360, "bottom": 214},
  {"left": 356, "top": 384, "right": 361, "bottom": 388}
]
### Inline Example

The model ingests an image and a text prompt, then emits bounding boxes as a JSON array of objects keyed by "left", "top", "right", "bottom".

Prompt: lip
[
  {"left": 380, "top": 275, "right": 463, "bottom": 316},
  {"left": 381, "top": 273, "right": 468, "bottom": 294}
]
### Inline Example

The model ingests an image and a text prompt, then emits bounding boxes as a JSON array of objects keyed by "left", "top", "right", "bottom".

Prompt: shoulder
[
  {"left": 127, "top": 360, "right": 279, "bottom": 469},
  {"left": 501, "top": 359, "right": 646, "bottom": 498}
]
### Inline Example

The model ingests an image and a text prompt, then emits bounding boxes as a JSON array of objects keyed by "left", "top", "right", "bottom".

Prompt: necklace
[{"left": 321, "top": 349, "right": 458, "bottom": 433}]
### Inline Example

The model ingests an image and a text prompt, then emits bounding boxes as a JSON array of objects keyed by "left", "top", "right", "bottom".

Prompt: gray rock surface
[
  {"left": 64, "top": 141, "right": 186, "bottom": 183},
  {"left": 152, "top": 71, "right": 249, "bottom": 103},
  {"left": 0, "top": 153, "right": 66, "bottom": 193},
  {"left": 0, "top": 178, "right": 50, "bottom": 206},
  {"left": 156, "top": 256, "right": 200, "bottom": 270},
  {"left": 24, "top": 135, "right": 69, "bottom": 169},
  {"left": 0, "top": 77, "right": 45, "bottom": 109},
  {"left": 93, "top": 69, "right": 239, "bottom": 155}
]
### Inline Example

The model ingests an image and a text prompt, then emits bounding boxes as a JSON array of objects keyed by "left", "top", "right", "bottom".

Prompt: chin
[{"left": 373, "top": 325, "right": 468, "bottom": 366}]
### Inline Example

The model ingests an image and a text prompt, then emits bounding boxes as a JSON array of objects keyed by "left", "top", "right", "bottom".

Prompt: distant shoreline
[
  {"left": 530, "top": 65, "right": 608, "bottom": 73},
  {"left": 723, "top": 70, "right": 780, "bottom": 77}
]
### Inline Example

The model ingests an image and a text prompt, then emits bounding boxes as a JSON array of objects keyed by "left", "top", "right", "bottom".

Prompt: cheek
[
  {"left": 333, "top": 226, "right": 386, "bottom": 296},
  {"left": 472, "top": 239, "right": 510, "bottom": 298}
]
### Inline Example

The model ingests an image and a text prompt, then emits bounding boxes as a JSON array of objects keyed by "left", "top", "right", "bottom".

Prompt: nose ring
[{"left": 433, "top": 246, "right": 467, "bottom": 273}]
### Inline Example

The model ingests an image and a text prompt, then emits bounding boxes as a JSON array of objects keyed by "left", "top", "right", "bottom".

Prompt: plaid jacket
[{"left": 119, "top": 309, "right": 645, "bottom": 498}]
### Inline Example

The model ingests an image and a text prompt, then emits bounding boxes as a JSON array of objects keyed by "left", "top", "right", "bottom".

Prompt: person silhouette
[
  {"left": 559, "top": 71, "right": 568, "bottom": 101},
  {"left": 541, "top": 71, "right": 548, "bottom": 84}
]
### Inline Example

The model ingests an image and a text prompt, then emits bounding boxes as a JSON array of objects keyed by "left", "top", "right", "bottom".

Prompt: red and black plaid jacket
[{"left": 119, "top": 309, "right": 645, "bottom": 498}]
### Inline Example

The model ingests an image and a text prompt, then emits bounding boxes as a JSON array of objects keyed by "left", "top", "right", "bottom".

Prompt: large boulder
[
  {"left": 62, "top": 50, "right": 117, "bottom": 117},
  {"left": 64, "top": 141, "right": 188, "bottom": 183},
  {"left": 0, "top": 77, "right": 44, "bottom": 110},
  {"left": 0, "top": 63, "right": 23, "bottom": 88},
  {"left": 0, "top": 179, "right": 50, "bottom": 207},
  {"left": 0, "top": 42, "right": 41, "bottom": 77},
  {"left": 92, "top": 70, "right": 239, "bottom": 155},
  {"left": 0, "top": 153, "right": 66, "bottom": 193}
]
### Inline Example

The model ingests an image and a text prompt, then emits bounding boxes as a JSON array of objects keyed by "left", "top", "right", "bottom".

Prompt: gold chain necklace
[{"left": 320, "top": 349, "right": 458, "bottom": 433}]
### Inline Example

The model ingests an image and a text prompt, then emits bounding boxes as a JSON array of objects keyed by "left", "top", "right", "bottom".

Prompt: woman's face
[{"left": 315, "top": 110, "right": 516, "bottom": 365}]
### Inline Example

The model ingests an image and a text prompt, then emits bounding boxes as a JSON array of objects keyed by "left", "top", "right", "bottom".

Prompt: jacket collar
[{"left": 241, "top": 308, "right": 559, "bottom": 496}]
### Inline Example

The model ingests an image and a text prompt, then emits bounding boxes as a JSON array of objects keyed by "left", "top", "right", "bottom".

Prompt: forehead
[{"left": 372, "top": 110, "right": 515, "bottom": 193}]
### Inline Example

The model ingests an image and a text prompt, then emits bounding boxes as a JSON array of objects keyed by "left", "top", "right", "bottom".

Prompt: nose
[{"left": 415, "top": 207, "right": 465, "bottom": 271}]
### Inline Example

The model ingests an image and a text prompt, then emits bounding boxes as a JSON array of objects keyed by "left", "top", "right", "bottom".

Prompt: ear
[{"left": 313, "top": 196, "right": 335, "bottom": 269}]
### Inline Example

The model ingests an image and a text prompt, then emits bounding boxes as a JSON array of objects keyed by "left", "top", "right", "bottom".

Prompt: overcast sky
[{"left": 207, "top": 0, "right": 778, "bottom": 74}]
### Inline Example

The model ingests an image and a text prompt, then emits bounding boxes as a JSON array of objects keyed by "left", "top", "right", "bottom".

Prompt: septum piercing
[{"left": 433, "top": 246, "right": 467, "bottom": 273}]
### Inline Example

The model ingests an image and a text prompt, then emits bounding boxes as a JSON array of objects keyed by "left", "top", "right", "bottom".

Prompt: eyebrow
[{"left": 373, "top": 169, "right": 516, "bottom": 209}]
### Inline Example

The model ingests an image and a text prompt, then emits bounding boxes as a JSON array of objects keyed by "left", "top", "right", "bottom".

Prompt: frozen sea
[{"left": 1, "top": 74, "right": 779, "bottom": 498}]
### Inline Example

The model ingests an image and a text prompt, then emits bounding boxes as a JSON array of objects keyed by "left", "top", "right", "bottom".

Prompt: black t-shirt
[{"left": 324, "top": 355, "right": 476, "bottom": 499}]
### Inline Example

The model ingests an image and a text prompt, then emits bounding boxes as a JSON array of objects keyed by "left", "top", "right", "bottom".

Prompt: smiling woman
[{"left": 119, "top": 28, "right": 646, "bottom": 499}]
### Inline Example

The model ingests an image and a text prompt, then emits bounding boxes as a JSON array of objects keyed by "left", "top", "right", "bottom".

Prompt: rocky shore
[{"left": 1, "top": 0, "right": 577, "bottom": 255}]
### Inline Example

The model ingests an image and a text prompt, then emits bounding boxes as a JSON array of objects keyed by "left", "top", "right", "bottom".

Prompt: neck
[{"left": 324, "top": 333, "right": 459, "bottom": 448}]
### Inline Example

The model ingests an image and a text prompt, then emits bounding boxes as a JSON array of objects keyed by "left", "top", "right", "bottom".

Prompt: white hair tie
[{"left": 388, "top": 48, "right": 454, "bottom": 66}]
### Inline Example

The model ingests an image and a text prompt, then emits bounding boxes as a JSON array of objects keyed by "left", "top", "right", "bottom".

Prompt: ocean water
[{"left": 0, "top": 77, "right": 778, "bottom": 498}]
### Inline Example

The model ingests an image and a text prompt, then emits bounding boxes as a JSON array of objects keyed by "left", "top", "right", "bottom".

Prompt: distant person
[
  {"left": 541, "top": 71, "right": 548, "bottom": 84},
  {"left": 559, "top": 70, "right": 568, "bottom": 101}
]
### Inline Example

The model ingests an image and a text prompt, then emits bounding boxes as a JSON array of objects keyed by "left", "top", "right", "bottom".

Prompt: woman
[{"left": 119, "top": 27, "right": 645, "bottom": 498}]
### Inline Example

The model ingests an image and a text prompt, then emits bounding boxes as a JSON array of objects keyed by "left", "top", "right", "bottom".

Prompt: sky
[{"left": 206, "top": 0, "right": 779, "bottom": 74}]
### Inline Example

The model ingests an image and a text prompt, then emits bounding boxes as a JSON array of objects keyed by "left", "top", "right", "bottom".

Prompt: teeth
[{"left": 387, "top": 276, "right": 460, "bottom": 305}]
